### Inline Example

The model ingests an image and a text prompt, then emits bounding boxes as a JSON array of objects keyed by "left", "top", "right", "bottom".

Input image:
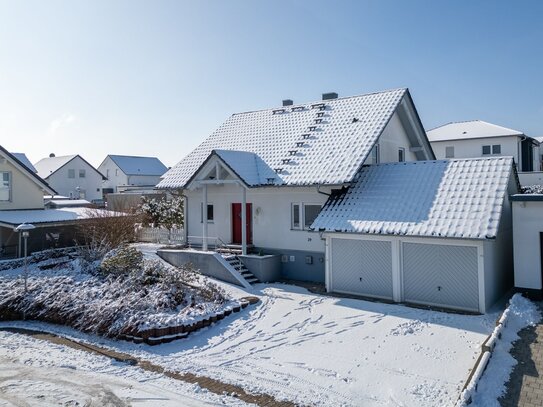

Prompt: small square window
[
  {"left": 68, "top": 169, "right": 75, "bottom": 178},
  {"left": 0, "top": 172, "right": 11, "bottom": 201},
  {"left": 445, "top": 146, "right": 455, "bottom": 158},
  {"left": 492, "top": 144, "right": 501, "bottom": 154},
  {"left": 398, "top": 148, "right": 405, "bottom": 162},
  {"left": 79, "top": 169, "right": 86, "bottom": 178},
  {"left": 482, "top": 145, "right": 491, "bottom": 155}
]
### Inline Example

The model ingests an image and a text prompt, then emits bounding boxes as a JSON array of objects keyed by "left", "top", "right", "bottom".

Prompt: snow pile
[
  {"left": 465, "top": 294, "right": 541, "bottom": 406},
  {"left": 0, "top": 246, "right": 234, "bottom": 337},
  {"left": 521, "top": 185, "right": 543, "bottom": 194}
]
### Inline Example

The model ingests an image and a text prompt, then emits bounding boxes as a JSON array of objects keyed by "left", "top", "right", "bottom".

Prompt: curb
[{"left": 455, "top": 300, "right": 512, "bottom": 407}]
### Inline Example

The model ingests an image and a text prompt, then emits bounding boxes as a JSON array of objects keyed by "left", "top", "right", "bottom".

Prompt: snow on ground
[
  {"left": 0, "top": 329, "right": 252, "bottom": 407},
  {"left": 0, "top": 245, "right": 503, "bottom": 406},
  {"left": 469, "top": 294, "right": 541, "bottom": 406}
]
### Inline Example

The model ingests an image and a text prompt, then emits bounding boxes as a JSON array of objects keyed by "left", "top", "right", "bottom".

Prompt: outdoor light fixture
[{"left": 15, "top": 222, "right": 36, "bottom": 295}]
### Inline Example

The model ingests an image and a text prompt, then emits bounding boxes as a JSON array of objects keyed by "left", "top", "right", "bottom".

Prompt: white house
[
  {"left": 158, "top": 89, "right": 435, "bottom": 282},
  {"left": 312, "top": 157, "right": 518, "bottom": 313},
  {"left": 427, "top": 120, "right": 541, "bottom": 182},
  {"left": 511, "top": 193, "right": 543, "bottom": 299},
  {"left": 98, "top": 155, "right": 168, "bottom": 195},
  {"left": 34, "top": 154, "right": 106, "bottom": 202}
]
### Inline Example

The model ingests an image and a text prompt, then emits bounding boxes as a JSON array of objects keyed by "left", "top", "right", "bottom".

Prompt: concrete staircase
[{"left": 222, "top": 254, "right": 260, "bottom": 285}]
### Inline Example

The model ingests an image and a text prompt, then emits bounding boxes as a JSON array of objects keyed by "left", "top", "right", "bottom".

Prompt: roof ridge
[
  {"left": 369, "top": 156, "right": 514, "bottom": 167},
  {"left": 231, "top": 88, "right": 408, "bottom": 116}
]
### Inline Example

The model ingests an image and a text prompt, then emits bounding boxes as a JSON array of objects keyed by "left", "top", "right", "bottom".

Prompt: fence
[{"left": 137, "top": 227, "right": 185, "bottom": 245}]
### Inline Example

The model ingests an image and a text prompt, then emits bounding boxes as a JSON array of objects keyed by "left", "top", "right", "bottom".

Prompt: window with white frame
[
  {"left": 370, "top": 144, "right": 380, "bottom": 164},
  {"left": 445, "top": 146, "right": 455, "bottom": 158},
  {"left": 79, "top": 169, "right": 86, "bottom": 178},
  {"left": 68, "top": 169, "right": 75, "bottom": 178},
  {"left": 492, "top": 144, "right": 501, "bottom": 154},
  {"left": 0, "top": 172, "right": 11, "bottom": 201},
  {"left": 292, "top": 203, "right": 321, "bottom": 230},
  {"left": 200, "top": 203, "right": 214, "bottom": 223},
  {"left": 482, "top": 144, "right": 501, "bottom": 155},
  {"left": 398, "top": 147, "right": 405, "bottom": 162}
]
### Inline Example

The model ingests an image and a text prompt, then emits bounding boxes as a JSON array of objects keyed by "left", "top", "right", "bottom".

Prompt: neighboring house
[
  {"left": 427, "top": 120, "right": 541, "bottom": 177},
  {"left": 11, "top": 153, "right": 37, "bottom": 173},
  {"left": 34, "top": 154, "right": 106, "bottom": 202},
  {"left": 158, "top": 88, "right": 435, "bottom": 282},
  {"left": 98, "top": 155, "right": 168, "bottom": 195},
  {"left": 312, "top": 157, "right": 518, "bottom": 313}
]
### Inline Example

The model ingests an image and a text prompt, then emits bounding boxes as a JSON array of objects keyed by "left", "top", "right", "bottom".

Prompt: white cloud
[{"left": 48, "top": 113, "right": 76, "bottom": 134}]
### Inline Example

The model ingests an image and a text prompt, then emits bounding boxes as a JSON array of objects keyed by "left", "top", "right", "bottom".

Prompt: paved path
[{"left": 500, "top": 302, "right": 543, "bottom": 407}]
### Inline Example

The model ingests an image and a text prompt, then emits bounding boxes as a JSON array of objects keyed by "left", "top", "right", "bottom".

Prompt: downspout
[{"left": 517, "top": 136, "right": 527, "bottom": 172}]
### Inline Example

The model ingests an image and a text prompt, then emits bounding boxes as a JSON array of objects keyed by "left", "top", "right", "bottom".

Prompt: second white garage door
[
  {"left": 330, "top": 238, "right": 393, "bottom": 299},
  {"left": 402, "top": 242, "right": 479, "bottom": 312}
]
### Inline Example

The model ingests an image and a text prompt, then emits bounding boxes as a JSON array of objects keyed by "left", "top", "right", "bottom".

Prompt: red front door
[{"left": 232, "top": 203, "right": 252, "bottom": 244}]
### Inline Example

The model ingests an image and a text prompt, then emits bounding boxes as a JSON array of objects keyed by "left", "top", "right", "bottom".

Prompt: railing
[{"left": 137, "top": 227, "right": 185, "bottom": 245}]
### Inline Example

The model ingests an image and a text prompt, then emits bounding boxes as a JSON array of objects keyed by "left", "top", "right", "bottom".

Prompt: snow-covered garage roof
[
  {"left": 427, "top": 120, "right": 527, "bottom": 142},
  {"left": 0, "top": 207, "right": 120, "bottom": 227},
  {"left": 312, "top": 156, "right": 516, "bottom": 239},
  {"left": 107, "top": 155, "right": 168, "bottom": 176},
  {"left": 158, "top": 88, "right": 433, "bottom": 189}
]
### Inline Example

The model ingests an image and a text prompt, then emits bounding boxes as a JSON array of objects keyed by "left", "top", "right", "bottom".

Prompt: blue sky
[{"left": 0, "top": 0, "right": 542, "bottom": 167}]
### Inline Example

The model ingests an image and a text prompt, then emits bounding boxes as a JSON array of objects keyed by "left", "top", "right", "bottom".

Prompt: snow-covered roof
[
  {"left": 202, "top": 150, "right": 283, "bottom": 187},
  {"left": 107, "top": 155, "right": 168, "bottom": 176},
  {"left": 11, "top": 153, "right": 37, "bottom": 173},
  {"left": 312, "top": 157, "right": 516, "bottom": 240},
  {"left": 0, "top": 145, "right": 56, "bottom": 195},
  {"left": 427, "top": 120, "right": 525, "bottom": 142},
  {"left": 0, "top": 207, "right": 118, "bottom": 227},
  {"left": 44, "top": 199, "right": 93, "bottom": 209},
  {"left": 34, "top": 155, "right": 105, "bottom": 180},
  {"left": 159, "top": 88, "right": 429, "bottom": 189}
]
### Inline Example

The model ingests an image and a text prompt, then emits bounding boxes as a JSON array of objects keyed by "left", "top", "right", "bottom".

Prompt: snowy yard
[{"left": 0, "top": 244, "right": 510, "bottom": 406}]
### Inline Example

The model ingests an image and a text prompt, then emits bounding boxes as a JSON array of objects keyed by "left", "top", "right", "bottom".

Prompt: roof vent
[
  {"left": 49, "top": 153, "right": 55, "bottom": 158},
  {"left": 322, "top": 92, "right": 338, "bottom": 100},
  {"left": 282, "top": 99, "right": 293, "bottom": 106}
]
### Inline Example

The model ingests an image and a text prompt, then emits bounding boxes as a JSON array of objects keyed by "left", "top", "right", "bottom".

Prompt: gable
[
  {"left": 36, "top": 155, "right": 106, "bottom": 180},
  {"left": 159, "top": 88, "right": 434, "bottom": 189}
]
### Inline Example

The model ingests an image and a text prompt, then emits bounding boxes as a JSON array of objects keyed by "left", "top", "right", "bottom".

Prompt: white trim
[
  {"left": 333, "top": 289, "right": 393, "bottom": 301},
  {"left": 391, "top": 239, "right": 402, "bottom": 302},
  {"left": 477, "top": 243, "right": 486, "bottom": 313},
  {"left": 325, "top": 236, "right": 331, "bottom": 291}
]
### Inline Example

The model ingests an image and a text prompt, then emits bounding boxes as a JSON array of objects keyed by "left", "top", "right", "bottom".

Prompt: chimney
[
  {"left": 49, "top": 153, "right": 56, "bottom": 158},
  {"left": 322, "top": 92, "right": 338, "bottom": 100},
  {"left": 282, "top": 99, "right": 293, "bottom": 107}
]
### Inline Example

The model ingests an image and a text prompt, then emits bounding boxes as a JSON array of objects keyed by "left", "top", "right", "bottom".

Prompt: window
[
  {"left": 68, "top": 169, "right": 75, "bottom": 178},
  {"left": 79, "top": 169, "right": 86, "bottom": 178},
  {"left": 200, "top": 203, "right": 214, "bottom": 222},
  {"left": 291, "top": 203, "right": 321, "bottom": 230},
  {"left": 445, "top": 146, "right": 455, "bottom": 158},
  {"left": 482, "top": 145, "right": 491, "bottom": 155},
  {"left": 115, "top": 169, "right": 119, "bottom": 176},
  {"left": 370, "top": 144, "right": 380, "bottom": 164},
  {"left": 291, "top": 204, "right": 301, "bottom": 229},
  {"left": 0, "top": 172, "right": 11, "bottom": 201},
  {"left": 492, "top": 144, "right": 501, "bottom": 154},
  {"left": 303, "top": 204, "right": 321, "bottom": 229},
  {"left": 398, "top": 147, "right": 405, "bottom": 162}
]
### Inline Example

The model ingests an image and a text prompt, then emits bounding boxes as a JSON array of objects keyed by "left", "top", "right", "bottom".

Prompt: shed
[{"left": 312, "top": 157, "right": 518, "bottom": 313}]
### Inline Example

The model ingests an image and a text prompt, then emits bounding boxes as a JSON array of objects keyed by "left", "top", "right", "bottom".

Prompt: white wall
[
  {"left": 518, "top": 172, "right": 543, "bottom": 186},
  {"left": 431, "top": 136, "right": 519, "bottom": 162},
  {"left": 127, "top": 174, "right": 163, "bottom": 187},
  {"left": 186, "top": 184, "right": 330, "bottom": 252},
  {"left": 98, "top": 157, "right": 129, "bottom": 192},
  {"left": 363, "top": 112, "right": 418, "bottom": 165},
  {"left": 513, "top": 200, "right": 543, "bottom": 290},
  {"left": 46, "top": 156, "right": 103, "bottom": 201},
  {"left": 0, "top": 155, "right": 45, "bottom": 210}
]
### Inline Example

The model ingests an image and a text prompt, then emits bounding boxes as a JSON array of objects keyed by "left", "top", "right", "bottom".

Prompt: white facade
[
  {"left": 40, "top": 156, "right": 104, "bottom": 201},
  {"left": 512, "top": 197, "right": 543, "bottom": 293},
  {"left": 99, "top": 156, "right": 166, "bottom": 193}
]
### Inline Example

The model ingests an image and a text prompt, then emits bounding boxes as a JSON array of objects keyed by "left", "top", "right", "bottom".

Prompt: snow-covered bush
[
  {"left": 100, "top": 246, "right": 144, "bottom": 276},
  {"left": 140, "top": 196, "right": 184, "bottom": 230}
]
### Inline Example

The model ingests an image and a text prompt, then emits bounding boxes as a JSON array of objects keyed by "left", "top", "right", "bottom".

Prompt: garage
[
  {"left": 313, "top": 158, "right": 518, "bottom": 313},
  {"left": 402, "top": 242, "right": 479, "bottom": 312},
  {"left": 330, "top": 238, "right": 393, "bottom": 299}
]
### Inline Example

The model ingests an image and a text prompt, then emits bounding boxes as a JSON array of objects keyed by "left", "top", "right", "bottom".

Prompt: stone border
[
  {"left": 455, "top": 300, "right": 511, "bottom": 407},
  {"left": 121, "top": 296, "right": 259, "bottom": 346}
]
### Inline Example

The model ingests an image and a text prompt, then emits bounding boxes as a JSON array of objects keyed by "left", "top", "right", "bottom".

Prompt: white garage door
[
  {"left": 331, "top": 238, "right": 393, "bottom": 299},
  {"left": 402, "top": 242, "right": 479, "bottom": 312}
]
